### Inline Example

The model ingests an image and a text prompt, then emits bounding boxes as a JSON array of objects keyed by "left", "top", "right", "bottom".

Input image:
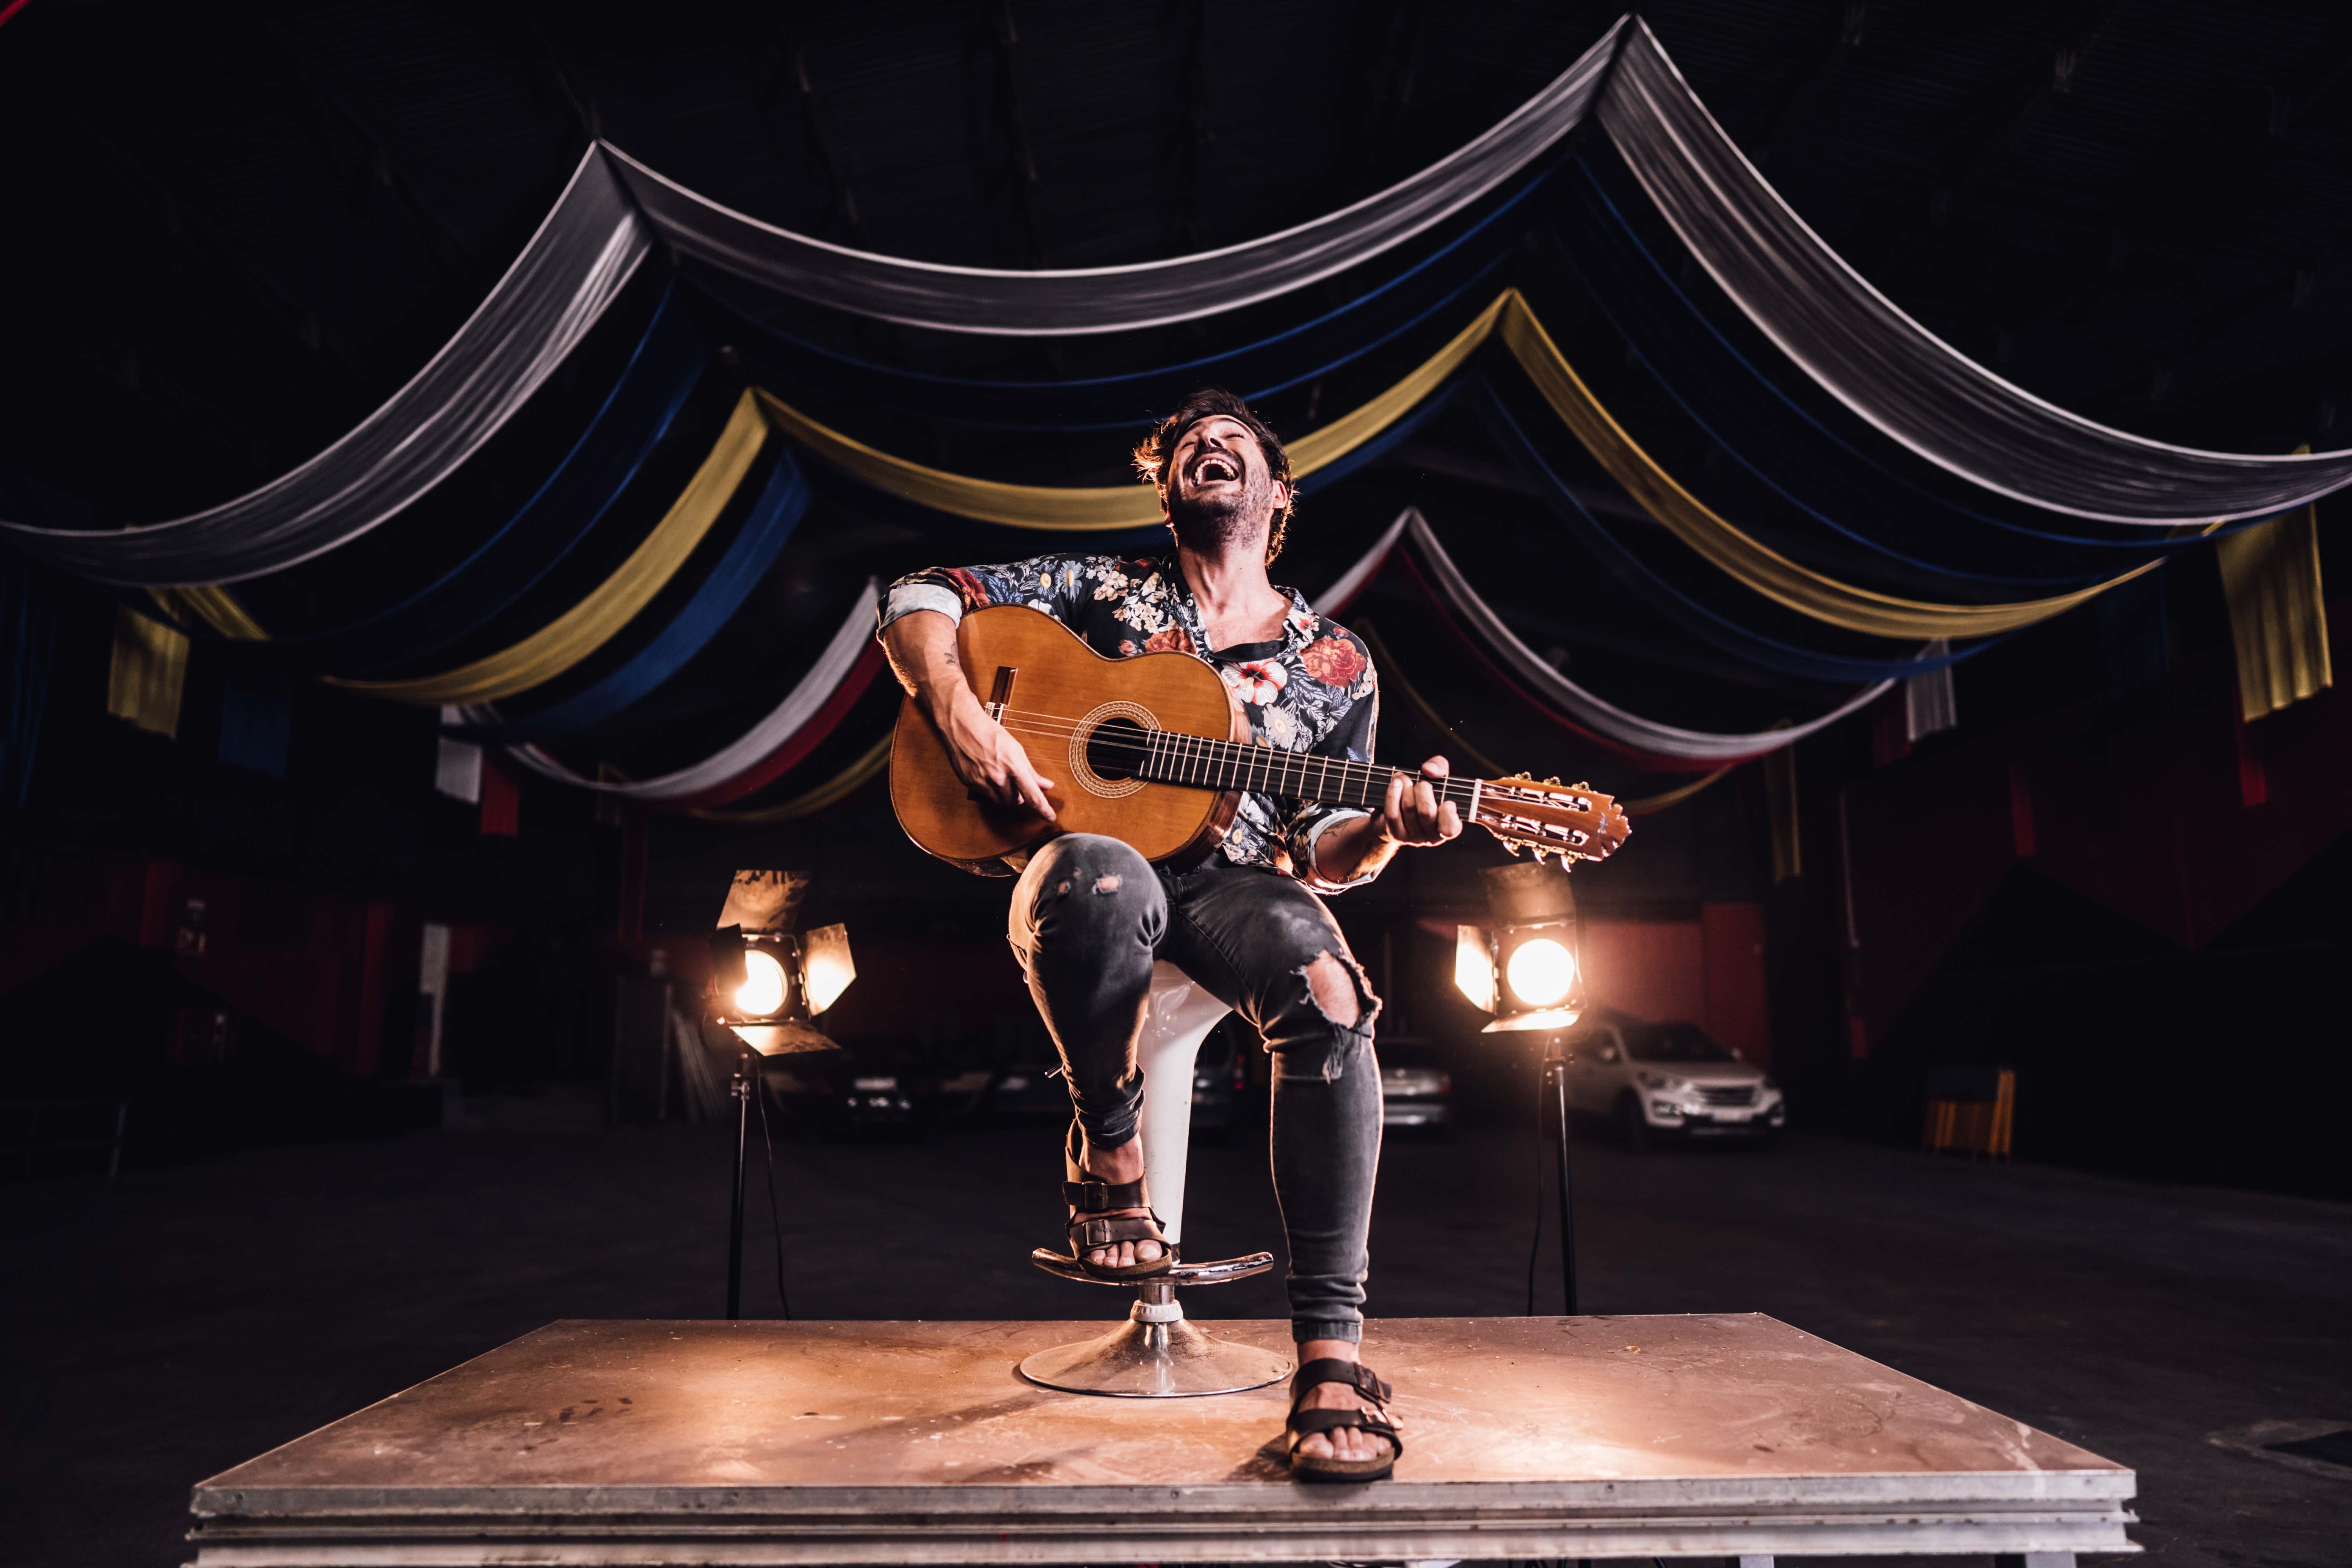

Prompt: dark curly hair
[{"left": 1131, "top": 388, "right": 1295, "bottom": 563}]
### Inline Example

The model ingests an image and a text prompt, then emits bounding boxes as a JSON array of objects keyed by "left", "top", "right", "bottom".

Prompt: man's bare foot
[
  {"left": 1067, "top": 1132, "right": 1165, "bottom": 1271},
  {"left": 1291, "top": 1339, "right": 1396, "bottom": 1465}
]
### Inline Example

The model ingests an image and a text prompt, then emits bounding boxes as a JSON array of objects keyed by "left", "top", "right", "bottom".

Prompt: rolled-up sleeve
[{"left": 878, "top": 579, "right": 965, "bottom": 632}]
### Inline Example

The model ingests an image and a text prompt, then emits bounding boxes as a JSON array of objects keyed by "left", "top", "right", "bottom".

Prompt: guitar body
[{"left": 890, "top": 605, "right": 1247, "bottom": 868}]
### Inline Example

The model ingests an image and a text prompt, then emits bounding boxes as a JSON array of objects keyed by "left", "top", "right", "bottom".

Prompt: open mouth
[{"left": 1188, "top": 450, "right": 1241, "bottom": 485}]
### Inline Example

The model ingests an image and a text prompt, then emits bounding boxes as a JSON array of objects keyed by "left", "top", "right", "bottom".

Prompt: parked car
[
  {"left": 1564, "top": 1014, "right": 1784, "bottom": 1150},
  {"left": 1378, "top": 1038, "right": 1454, "bottom": 1136},
  {"left": 766, "top": 1047, "right": 993, "bottom": 1139}
]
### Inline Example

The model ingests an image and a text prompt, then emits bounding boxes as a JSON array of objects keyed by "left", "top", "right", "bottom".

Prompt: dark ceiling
[{"left": 4, "top": 0, "right": 2349, "bottom": 532}]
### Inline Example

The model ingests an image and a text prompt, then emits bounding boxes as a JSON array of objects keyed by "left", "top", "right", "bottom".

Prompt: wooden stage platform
[{"left": 189, "top": 1314, "right": 2136, "bottom": 1564}]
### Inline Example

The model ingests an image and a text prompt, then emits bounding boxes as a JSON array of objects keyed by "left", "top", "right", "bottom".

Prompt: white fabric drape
[
  {"left": 601, "top": 18, "right": 1624, "bottom": 338},
  {"left": 0, "top": 150, "right": 648, "bottom": 586},
  {"left": 1308, "top": 506, "right": 1893, "bottom": 760},
  {"left": 1597, "top": 20, "right": 2352, "bottom": 523},
  {"left": 498, "top": 578, "right": 879, "bottom": 801},
  {"left": 1401, "top": 509, "right": 1893, "bottom": 759}
]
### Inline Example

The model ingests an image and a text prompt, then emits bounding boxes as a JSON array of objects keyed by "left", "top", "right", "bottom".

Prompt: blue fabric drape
[
  {"left": 465, "top": 452, "right": 813, "bottom": 740},
  {"left": 1566, "top": 159, "right": 2274, "bottom": 560},
  {"left": 711, "top": 163, "right": 1552, "bottom": 431},
  {"left": 269, "top": 286, "right": 711, "bottom": 670},
  {"left": 1472, "top": 378, "right": 1989, "bottom": 682}
]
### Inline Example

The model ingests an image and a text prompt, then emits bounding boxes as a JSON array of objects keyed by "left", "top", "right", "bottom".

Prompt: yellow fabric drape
[
  {"left": 687, "top": 731, "right": 893, "bottom": 824},
  {"left": 107, "top": 607, "right": 190, "bottom": 738},
  {"left": 749, "top": 294, "right": 1509, "bottom": 532},
  {"left": 329, "top": 390, "right": 771, "bottom": 704},
  {"left": 2216, "top": 450, "right": 2331, "bottom": 720},
  {"left": 1490, "top": 294, "right": 2176, "bottom": 639},
  {"left": 754, "top": 287, "right": 2182, "bottom": 642},
  {"left": 150, "top": 584, "right": 267, "bottom": 640},
  {"left": 1354, "top": 618, "right": 1734, "bottom": 818}
]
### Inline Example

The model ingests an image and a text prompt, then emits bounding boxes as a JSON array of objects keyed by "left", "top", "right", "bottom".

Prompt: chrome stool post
[{"left": 1017, "top": 963, "right": 1291, "bottom": 1398}]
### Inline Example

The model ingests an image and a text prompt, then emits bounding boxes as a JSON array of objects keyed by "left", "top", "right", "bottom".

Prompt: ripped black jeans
[{"left": 1007, "top": 833, "right": 1382, "bottom": 1345}]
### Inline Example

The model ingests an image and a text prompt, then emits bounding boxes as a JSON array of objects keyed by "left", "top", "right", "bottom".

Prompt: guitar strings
[
  {"left": 992, "top": 714, "right": 1463, "bottom": 798},
  {"left": 990, "top": 705, "right": 1590, "bottom": 809}
]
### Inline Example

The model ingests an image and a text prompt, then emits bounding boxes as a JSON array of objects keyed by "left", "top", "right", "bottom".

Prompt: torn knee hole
[
  {"left": 1302, "top": 952, "right": 1368, "bottom": 1029},
  {"left": 1092, "top": 874, "right": 1121, "bottom": 894},
  {"left": 1053, "top": 880, "right": 1071, "bottom": 896}
]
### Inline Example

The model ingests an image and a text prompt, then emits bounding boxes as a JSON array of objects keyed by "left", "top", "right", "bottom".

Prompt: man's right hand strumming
[{"left": 882, "top": 609, "right": 1058, "bottom": 820}]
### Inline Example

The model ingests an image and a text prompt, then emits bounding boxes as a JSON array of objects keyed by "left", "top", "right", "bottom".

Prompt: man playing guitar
[{"left": 878, "top": 390, "right": 1462, "bottom": 1482}]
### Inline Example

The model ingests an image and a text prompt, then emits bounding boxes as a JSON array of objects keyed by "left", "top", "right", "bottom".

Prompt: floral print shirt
[{"left": 880, "top": 553, "right": 1382, "bottom": 892}]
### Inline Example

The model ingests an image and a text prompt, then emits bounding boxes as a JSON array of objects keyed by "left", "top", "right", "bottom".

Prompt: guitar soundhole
[{"left": 1085, "top": 716, "right": 1150, "bottom": 782}]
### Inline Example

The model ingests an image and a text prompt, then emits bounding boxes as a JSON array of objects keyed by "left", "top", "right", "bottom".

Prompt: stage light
[
  {"left": 1455, "top": 860, "right": 1592, "bottom": 1316},
  {"left": 1457, "top": 862, "right": 1587, "bottom": 1034},
  {"left": 704, "top": 870, "right": 851, "bottom": 1324},
  {"left": 800, "top": 923, "right": 855, "bottom": 1015},
  {"left": 1505, "top": 936, "right": 1577, "bottom": 1009},
  {"left": 1454, "top": 925, "right": 1497, "bottom": 1013},
  {"left": 708, "top": 870, "right": 852, "bottom": 1054},
  {"left": 736, "top": 948, "right": 789, "bottom": 1016}
]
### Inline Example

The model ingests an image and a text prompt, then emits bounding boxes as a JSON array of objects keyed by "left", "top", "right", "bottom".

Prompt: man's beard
[{"left": 1167, "top": 465, "right": 1274, "bottom": 555}]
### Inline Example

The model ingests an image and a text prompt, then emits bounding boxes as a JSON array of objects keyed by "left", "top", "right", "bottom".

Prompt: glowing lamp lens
[
  {"left": 735, "top": 949, "right": 788, "bottom": 1017},
  {"left": 1505, "top": 937, "right": 1577, "bottom": 1008}
]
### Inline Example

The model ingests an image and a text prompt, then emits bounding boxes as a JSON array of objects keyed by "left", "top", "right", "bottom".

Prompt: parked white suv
[{"left": 1564, "top": 1014, "right": 1784, "bottom": 1150}]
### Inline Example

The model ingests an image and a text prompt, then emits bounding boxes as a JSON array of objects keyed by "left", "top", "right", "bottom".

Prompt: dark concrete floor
[{"left": 4, "top": 1107, "right": 2346, "bottom": 1568}]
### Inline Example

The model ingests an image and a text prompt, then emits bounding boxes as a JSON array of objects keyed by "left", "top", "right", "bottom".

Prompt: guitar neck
[{"left": 1138, "top": 732, "right": 1477, "bottom": 812}]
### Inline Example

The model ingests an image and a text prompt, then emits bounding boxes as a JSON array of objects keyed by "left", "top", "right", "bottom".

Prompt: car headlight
[
  {"left": 1762, "top": 1075, "right": 1781, "bottom": 1093},
  {"left": 1635, "top": 1070, "right": 1683, "bottom": 1092}
]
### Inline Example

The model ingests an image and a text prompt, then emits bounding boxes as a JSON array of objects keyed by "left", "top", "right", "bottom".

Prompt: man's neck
[{"left": 1174, "top": 534, "right": 1287, "bottom": 639}]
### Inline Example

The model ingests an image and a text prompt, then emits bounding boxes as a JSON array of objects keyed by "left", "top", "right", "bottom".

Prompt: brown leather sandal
[
  {"left": 1282, "top": 1358, "right": 1403, "bottom": 1483},
  {"left": 1060, "top": 1123, "right": 1175, "bottom": 1280}
]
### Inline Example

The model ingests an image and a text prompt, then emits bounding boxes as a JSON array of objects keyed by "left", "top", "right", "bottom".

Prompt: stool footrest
[{"left": 1028, "top": 1248, "right": 1274, "bottom": 1287}]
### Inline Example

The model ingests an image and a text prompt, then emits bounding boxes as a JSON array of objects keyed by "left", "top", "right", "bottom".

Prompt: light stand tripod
[
  {"left": 725, "top": 1044, "right": 753, "bottom": 1321},
  {"left": 1540, "top": 1032, "right": 1579, "bottom": 1315}
]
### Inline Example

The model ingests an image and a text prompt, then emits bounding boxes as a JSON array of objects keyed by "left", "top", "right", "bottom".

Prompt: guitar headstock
[{"left": 1467, "top": 775, "right": 1631, "bottom": 867}]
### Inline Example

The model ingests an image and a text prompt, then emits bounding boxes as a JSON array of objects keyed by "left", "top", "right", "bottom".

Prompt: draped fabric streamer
[
  {"left": 332, "top": 389, "right": 771, "bottom": 704},
  {"left": 1, "top": 150, "right": 649, "bottom": 585},
  {"left": 1399, "top": 510, "right": 1893, "bottom": 761},
  {"left": 1302, "top": 505, "right": 1896, "bottom": 762},
  {"left": 2217, "top": 499, "right": 2332, "bottom": 720},
  {"left": 106, "top": 608, "right": 189, "bottom": 738},
  {"left": 602, "top": 20, "right": 1624, "bottom": 338},
  {"left": 154, "top": 583, "right": 267, "bottom": 641},
  {"left": 1472, "top": 383, "right": 1968, "bottom": 683},
  {"left": 750, "top": 291, "right": 1506, "bottom": 530},
  {"left": 1597, "top": 19, "right": 2352, "bottom": 523},
  {"left": 1564, "top": 163, "right": 2212, "bottom": 563},
  {"left": 465, "top": 454, "right": 812, "bottom": 740},
  {"left": 1903, "top": 641, "right": 1958, "bottom": 742},
  {"left": 1492, "top": 296, "right": 2176, "bottom": 635},
  {"left": 688, "top": 732, "right": 893, "bottom": 824},
  {"left": 1352, "top": 616, "right": 1736, "bottom": 818},
  {"left": 150, "top": 288, "right": 711, "bottom": 669},
  {"left": 502, "top": 579, "right": 882, "bottom": 804}
]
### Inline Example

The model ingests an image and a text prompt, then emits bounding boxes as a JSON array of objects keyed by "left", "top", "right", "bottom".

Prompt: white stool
[{"left": 1017, "top": 962, "right": 1292, "bottom": 1397}]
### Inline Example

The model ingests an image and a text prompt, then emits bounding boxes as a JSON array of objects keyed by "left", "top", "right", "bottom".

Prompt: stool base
[{"left": 1018, "top": 1311, "right": 1292, "bottom": 1397}]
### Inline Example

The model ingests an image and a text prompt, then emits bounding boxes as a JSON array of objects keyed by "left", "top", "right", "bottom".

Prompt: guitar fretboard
[{"left": 1135, "top": 732, "right": 1480, "bottom": 812}]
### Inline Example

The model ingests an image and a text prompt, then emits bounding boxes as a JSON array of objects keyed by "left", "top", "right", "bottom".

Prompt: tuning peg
[{"left": 1542, "top": 775, "right": 1559, "bottom": 785}]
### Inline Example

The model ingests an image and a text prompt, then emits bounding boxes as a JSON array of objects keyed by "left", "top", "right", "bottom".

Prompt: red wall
[{"left": 1581, "top": 906, "right": 1771, "bottom": 1066}]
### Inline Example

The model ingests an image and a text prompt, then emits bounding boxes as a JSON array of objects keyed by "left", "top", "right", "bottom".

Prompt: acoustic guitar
[{"left": 891, "top": 605, "right": 1631, "bottom": 871}]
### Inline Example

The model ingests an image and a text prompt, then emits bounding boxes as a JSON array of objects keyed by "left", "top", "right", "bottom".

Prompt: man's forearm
[
  {"left": 1312, "top": 813, "right": 1400, "bottom": 886},
  {"left": 881, "top": 609, "right": 978, "bottom": 726}
]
